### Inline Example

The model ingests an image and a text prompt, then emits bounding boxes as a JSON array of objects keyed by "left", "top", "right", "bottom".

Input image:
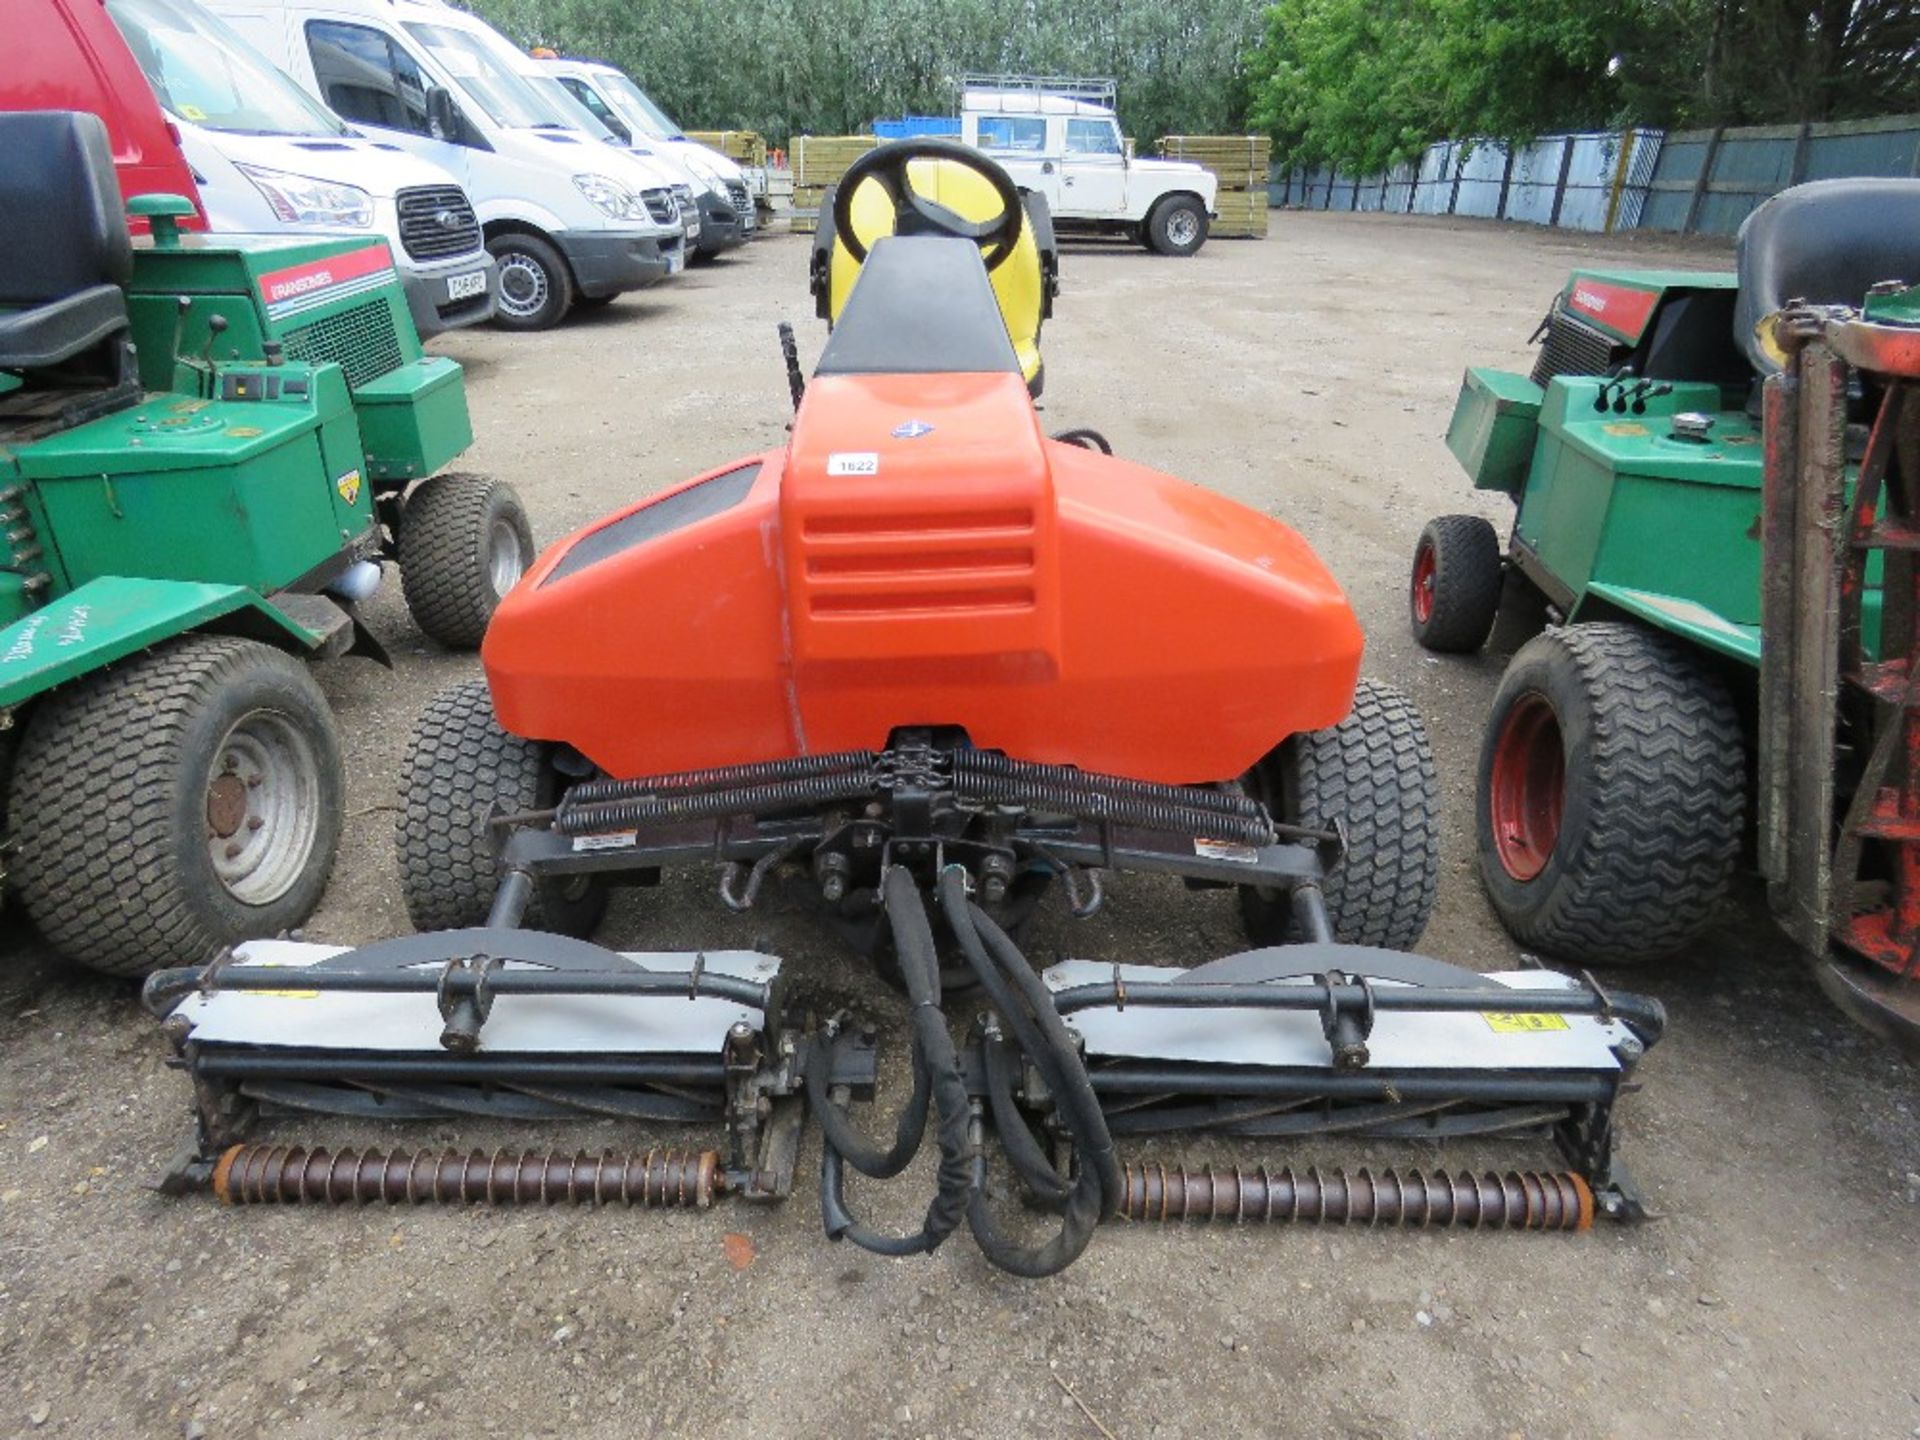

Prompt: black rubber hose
[
  {"left": 817, "top": 867, "right": 975, "bottom": 1256},
  {"left": 960, "top": 896, "right": 1121, "bottom": 1218},
  {"left": 930, "top": 870, "right": 1073, "bottom": 1208},
  {"left": 938, "top": 869, "right": 1117, "bottom": 1275},
  {"left": 982, "top": 1032, "right": 1068, "bottom": 1208},
  {"left": 805, "top": 1028, "right": 930, "bottom": 1179}
]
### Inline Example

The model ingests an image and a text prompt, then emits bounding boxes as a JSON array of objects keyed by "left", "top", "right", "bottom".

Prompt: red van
[{"left": 7, "top": 0, "right": 206, "bottom": 228}]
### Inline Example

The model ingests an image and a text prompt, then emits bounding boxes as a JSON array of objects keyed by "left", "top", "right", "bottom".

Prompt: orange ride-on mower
[{"left": 142, "top": 142, "right": 1665, "bottom": 1275}]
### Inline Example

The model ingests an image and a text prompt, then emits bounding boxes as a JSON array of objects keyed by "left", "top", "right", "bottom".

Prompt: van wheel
[
  {"left": 1146, "top": 196, "right": 1208, "bottom": 256},
  {"left": 488, "top": 233, "right": 574, "bottom": 330}
]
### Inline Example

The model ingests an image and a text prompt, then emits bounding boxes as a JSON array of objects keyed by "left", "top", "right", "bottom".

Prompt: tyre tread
[
  {"left": 10, "top": 637, "right": 338, "bottom": 976},
  {"left": 1488, "top": 623, "right": 1744, "bottom": 963},
  {"left": 1412, "top": 514, "right": 1503, "bottom": 653},
  {"left": 396, "top": 473, "right": 531, "bottom": 649}
]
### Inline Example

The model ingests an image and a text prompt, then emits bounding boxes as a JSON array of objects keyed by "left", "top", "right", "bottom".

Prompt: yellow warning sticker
[
  {"left": 178, "top": 105, "right": 208, "bottom": 121},
  {"left": 1482, "top": 1011, "right": 1570, "bottom": 1034}
]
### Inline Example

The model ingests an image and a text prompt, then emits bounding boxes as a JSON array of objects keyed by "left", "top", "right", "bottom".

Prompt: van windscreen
[
  {"left": 107, "top": 0, "right": 348, "bottom": 137},
  {"left": 404, "top": 22, "right": 554, "bottom": 130}
]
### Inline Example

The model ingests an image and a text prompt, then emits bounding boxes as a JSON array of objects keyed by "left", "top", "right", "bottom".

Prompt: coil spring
[
  {"left": 954, "top": 770, "right": 1275, "bottom": 845},
  {"left": 952, "top": 749, "right": 1268, "bottom": 822},
  {"left": 210, "top": 1146, "right": 719, "bottom": 1208},
  {"left": 563, "top": 749, "right": 878, "bottom": 807},
  {"left": 556, "top": 768, "right": 879, "bottom": 835},
  {"left": 1118, "top": 1164, "right": 1593, "bottom": 1230}
]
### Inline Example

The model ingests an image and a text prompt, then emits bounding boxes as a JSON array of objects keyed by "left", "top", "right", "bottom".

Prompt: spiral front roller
[
  {"left": 210, "top": 1146, "right": 721, "bottom": 1208},
  {"left": 1119, "top": 1164, "right": 1594, "bottom": 1230}
]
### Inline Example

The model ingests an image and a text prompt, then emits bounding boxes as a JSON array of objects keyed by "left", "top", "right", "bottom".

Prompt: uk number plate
[{"left": 446, "top": 269, "right": 488, "bottom": 301}]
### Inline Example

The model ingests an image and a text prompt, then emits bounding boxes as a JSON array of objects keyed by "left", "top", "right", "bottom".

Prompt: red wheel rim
[
  {"left": 1488, "top": 693, "right": 1565, "bottom": 881},
  {"left": 1411, "top": 541, "right": 1437, "bottom": 625}
]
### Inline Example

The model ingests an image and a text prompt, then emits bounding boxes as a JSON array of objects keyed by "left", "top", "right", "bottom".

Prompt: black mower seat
[
  {"left": 0, "top": 111, "right": 133, "bottom": 374},
  {"left": 815, "top": 236, "right": 1022, "bottom": 379},
  {"left": 1735, "top": 178, "right": 1920, "bottom": 375}
]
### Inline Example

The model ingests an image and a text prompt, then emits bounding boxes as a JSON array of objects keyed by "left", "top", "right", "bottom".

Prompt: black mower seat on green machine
[
  {"left": 1734, "top": 177, "right": 1920, "bottom": 376},
  {"left": 0, "top": 111, "right": 132, "bottom": 375}
]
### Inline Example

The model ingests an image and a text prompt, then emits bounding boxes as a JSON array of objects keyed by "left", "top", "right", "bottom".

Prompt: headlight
[
  {"left": 682, "top": 156, "right": 729, "bottom": 198},
  {"left": 573, "top": 173, "right": 642, "bottom": 220},
  {"left": 235, "top": 165, "right": 373, "bottom": 228}
]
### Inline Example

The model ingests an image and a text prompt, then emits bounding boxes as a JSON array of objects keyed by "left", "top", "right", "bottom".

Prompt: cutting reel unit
[{"left": 144, "top": 736, "right": 1662, "bottom": 1276}]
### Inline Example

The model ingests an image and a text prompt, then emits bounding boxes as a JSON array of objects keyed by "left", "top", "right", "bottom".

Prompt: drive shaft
[
  {"left": 1118, "top": 1163, "right": 1592, "bottom": 1230},
  {"left": 210, "top": 1146, "right": 720, "bottom": 1208}
]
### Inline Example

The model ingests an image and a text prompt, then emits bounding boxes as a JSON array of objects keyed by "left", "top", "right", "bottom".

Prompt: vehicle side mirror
[
  {"left": 426, "top": 86, "right": 459, "bottom": 142},
  {"left": 606, "top": 117, "right": 632, "bottom": 144}
]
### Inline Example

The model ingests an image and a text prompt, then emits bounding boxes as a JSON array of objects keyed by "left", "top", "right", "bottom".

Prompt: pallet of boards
[
  {"left": 687, "top": 130, "right": 769, "bottom": 168},
  {"left": 1158, "top": 134, "right": 1272, "bottom": 195},
  {"left": 792, "top": 135, "right": 876, "bottom": 189},
  {"left": 1211, "top": 190, "right": 1270, "bottom": 238}
]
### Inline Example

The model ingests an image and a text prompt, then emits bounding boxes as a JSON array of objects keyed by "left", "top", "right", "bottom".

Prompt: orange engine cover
[{"left": 483, "top": 370, "right": 1363, "bottom": 786}]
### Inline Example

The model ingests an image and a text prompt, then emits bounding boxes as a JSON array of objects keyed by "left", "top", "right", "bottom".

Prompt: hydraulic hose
[
  {"left": 938, "top": 867, "right": 1121, "bottom": 1277},
  {"left": 814, "top": 867, "right": 974, "bottom": 1256}
]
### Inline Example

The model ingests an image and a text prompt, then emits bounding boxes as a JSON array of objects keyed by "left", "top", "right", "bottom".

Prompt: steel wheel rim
[
  {"left": 1412, "top": 540, "right": 1437, "bottom": 624},
  {"left": 496, "top": 254, "right": 549, "bottom": 318},
  {"left": 489, "top": 517, "right": 526, "bottom": 596},
  {"left": 1167, "top": 208, "right": 1200, "bottom": 247},
  {"left": 1488, "top": 693, "right": 1565, "bottom": 882},
  {"left": 206, "top": 711, "right": 323, "bottom": 905}
]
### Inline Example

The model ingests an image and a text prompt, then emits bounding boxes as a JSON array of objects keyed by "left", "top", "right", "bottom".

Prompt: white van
[
  {"left": 531, "top": 56, "right": 758, "bottom": 257},
  {"left": 208, "top": 0, "right": 687, "bottom": 329},
  {"left": 107, "top": 0, "right": 496, "bottom": 336},
  {"left": 516, "top": 64, "right": 704, "bottom": 257}
]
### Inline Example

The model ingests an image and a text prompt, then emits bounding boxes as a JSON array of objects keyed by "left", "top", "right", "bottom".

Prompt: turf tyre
[
  {"left": 8, "top": 636, "right": 342, "bottom": 976},
  {"left": 397, "top": 473, "right": 534, "bottom": 649},
  {"left": 1410, "top": 514, "right": 1503, "bottom": 653},
  {"left": 1476, "top": 622, "right": 1744, "bottom": 965},
  {"left": 1240, "top": 678, "right": 1441, "bottom": 950},
  {"left": 397, "top": 678, "right": 607, "bottom": 937}
]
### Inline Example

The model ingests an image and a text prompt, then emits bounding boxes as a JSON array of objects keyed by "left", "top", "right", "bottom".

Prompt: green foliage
[
  {"left": 460, "top": 0, "right": 1269, "bottom": 144},
  {"left": 1246, "top": 0, "right": 1626, "bottom": 170},
  {"left": 1246, "top": 0, "right": 1920, "bottom": 170}
]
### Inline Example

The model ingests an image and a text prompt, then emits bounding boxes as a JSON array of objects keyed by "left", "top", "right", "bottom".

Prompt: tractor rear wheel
[
  {"left": 397, "top": 678, "right": 607, "bottom": 937},
  {"left": 1476, "top": 623, "right": 1744, "bottom": 965},
  {"left": 1410, "top": 515, "right": 1503, "bottom": 652},
  {"left": 1240, "top": 678, "right": 1440, "bottom": 951},
  {"left": 397, "top": 472, "right": 535, "bottom": 649},
  {"left": 8, "top": 636, "right": 343, "bottom": 977}
]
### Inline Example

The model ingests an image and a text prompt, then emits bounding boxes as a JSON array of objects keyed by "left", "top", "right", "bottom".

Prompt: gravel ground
[{"left": 2, "top": 212, "right": 1917, "bottom": 1440}]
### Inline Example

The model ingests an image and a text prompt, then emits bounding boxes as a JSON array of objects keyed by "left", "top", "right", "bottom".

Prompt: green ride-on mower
[
  {"left": 0, "top": 111, "right": 532, "bottom": 978},
  {"left": 1410, "top": 177, "right": 1920, "bottom": 1049}
]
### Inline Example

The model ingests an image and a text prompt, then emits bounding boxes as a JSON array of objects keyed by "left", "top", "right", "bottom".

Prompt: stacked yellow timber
[
  {"left": 687, "top": 130, "right": 768, "bottom": 168},
  {"left": 1158, "top": 135, "right": 1272, "bottom": 238},
  {"left": 789, "top": 135, "right": 877, "bottom": 233}
]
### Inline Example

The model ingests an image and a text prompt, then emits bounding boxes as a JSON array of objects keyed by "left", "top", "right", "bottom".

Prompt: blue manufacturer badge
[{"left": 891, "top": 419, "right": 936, "bottom": 440}]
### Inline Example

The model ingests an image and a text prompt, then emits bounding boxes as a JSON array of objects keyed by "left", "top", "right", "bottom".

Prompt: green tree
[{"left": 460, "top": 0, "right": 1271, "bottom": 144}]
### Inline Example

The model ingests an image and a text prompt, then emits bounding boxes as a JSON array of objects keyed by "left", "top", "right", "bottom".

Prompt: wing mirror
[{"left": 426, "top": 86, "right": 460, "bottom": 142}]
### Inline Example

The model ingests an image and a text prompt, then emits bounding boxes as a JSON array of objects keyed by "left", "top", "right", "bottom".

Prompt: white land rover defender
[{"left": 958, "top": 76, "right": 1217, "bottom": 256}]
